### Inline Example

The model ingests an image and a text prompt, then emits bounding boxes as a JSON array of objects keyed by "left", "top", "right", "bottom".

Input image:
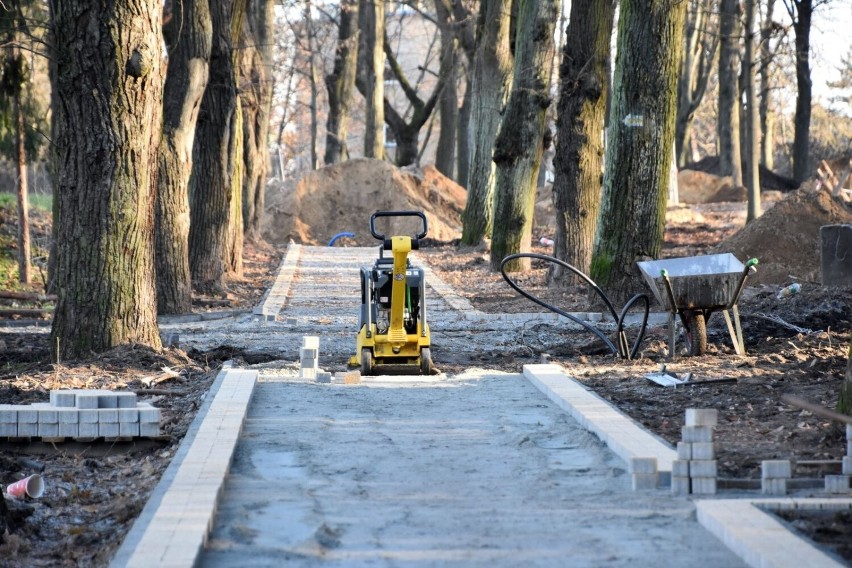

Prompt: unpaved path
[{"left": 194, "top": 246, "right": 744, "bottom": 567}]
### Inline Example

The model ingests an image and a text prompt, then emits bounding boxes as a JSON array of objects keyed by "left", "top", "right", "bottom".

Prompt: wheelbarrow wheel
[{"left": 684, "top": 312, "right": 707, "bottom": 356}]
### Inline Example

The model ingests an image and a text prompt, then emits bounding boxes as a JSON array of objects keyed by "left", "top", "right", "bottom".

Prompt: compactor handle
[{"left": 370, "top": 211, "right": 428, "bottom": 248}]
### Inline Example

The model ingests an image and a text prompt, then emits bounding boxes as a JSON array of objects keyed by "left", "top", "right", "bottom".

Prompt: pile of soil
[
  {"left": 718, "top": 188, "right": 852, "bottom": 285},
  {"left": 262, "top": 159, "right": 466, "bottom": 246}
]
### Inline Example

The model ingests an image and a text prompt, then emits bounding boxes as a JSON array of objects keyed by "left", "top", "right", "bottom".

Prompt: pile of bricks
[
  {"left": 672, "top": 408, "right": 718, "bottom": 496},
  {"left": 0, "top": 390, "right": 161, "bottom": 441},
  {"left": 826, "top": 424, "right": 852, "bottom": 494},
  {"left": 629, "top": 457, "right": 660, "bottom": 491},
  {"left": 761, "top": 460, "right": 791, "bottom": 495},
  {"left": 299, "top": 336, "right": 332, "bottom": 382}
]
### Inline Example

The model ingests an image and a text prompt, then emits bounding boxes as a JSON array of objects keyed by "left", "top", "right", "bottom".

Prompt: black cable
[{"left": 500, "top": 253, "right": 650, "bottom": 360}]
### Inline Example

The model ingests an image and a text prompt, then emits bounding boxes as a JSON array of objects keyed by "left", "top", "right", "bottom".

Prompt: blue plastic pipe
[{"left": 328, "top": 232, "right": 355, "bottom": 246}]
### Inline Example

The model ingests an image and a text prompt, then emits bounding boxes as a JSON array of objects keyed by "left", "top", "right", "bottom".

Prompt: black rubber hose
[{"left": 500, "top": 253, "right": 650, "bottom": 360}]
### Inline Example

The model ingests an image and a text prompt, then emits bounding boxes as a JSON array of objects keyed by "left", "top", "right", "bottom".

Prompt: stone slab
[{"left": 820, "top": 224, "right": 852, "bottom": 286}]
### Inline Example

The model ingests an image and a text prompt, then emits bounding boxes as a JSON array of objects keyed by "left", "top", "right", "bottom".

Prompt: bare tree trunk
[
  {"left": 359, "top": 0, "right": 385, "bottom": 158},
  {"left": 718, "top": 0, "right": 742, "bottom": 187},
  {"left": 460, "top": 0, "right": 514, "bottom": 245},
  {"left": 490, "top": 0, "right": 557, "bottom": 272},
  {"left": 454, "top": 0, "right": 476, "bottom": 189},
  {"left": 49, "top": 0, "right": 164, "bottom": 359},
  {"left": 839, "top": 340, "right": 852, "bottom": 415},
  {"left": 305, "top": 0, "right": 319, "bottom": 170},
  {"left": 189, "top": 0, "right": 246, "bottom": 293},
  {"left": 435, "top": 0, "right": 457, "bottom": 179},
  {"left": 744, "top": 0, "right": 761, "bottom": 222},
  {"left": 156, "top": 0, "right": 212, "bottom": 315},
  {"left": 589, "top": 0, "right": 686, "bottom": 304},
  {"left": 550, "top": 0, "right": 615, "bottom": 285},
  {"left": 759, "top": 0, "right": 775, "bottom": 170},
  {"left": 324, "top": 0, "right": 359, "bottom": 165},
  {"left": 790, "top": 0, "right": 812, "bottom": 183},
  {"left": 13, "top": 59, "right": 31, "bottom": 284}
]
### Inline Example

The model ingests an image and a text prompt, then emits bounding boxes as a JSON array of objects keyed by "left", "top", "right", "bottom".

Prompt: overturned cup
[{"left": 5, "top": 474, "right": 44, "bottom": 499}]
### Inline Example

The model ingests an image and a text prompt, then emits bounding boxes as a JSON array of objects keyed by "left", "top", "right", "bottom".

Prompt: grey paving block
[
  {"left": 690, "top": 460, "right": 717, "bottom": 478},
  {"left": 685, "top": 408, "right": 718, "bottom": 427},
  {"left": 676, "top": 442, "right": 692, "bottom": 460},
  {"left": 691, "top": 442, "right": 715, "bottom": 460},
  {"left": 139, "top": 422, "right": 161, "bottom": 437},
  {"left": 119, "top": 422, "right": 140, "bottom": 437},
  {"left": 848, "top": 441, "right": 852, "bottom": 457},
  {"left": 847, "top": 423, "right": 852, "bottom": 441},
  {"left": 302, "top": 336, "right": 319, "bottom": 349},
  {"left": 300, "top": 357, "right": 318, "bottom": 369},
  {"left": 97, "top": 394, "right": 118, "bottom": 409},
  {"left": 299, "top": 348, "right": 318, "bottom": 360},
  {"left": 78, "top": 422, "right": 99, "bottom": 438},
  {"left": 672, "top": 459, "right": 690, "bottom": 478},
  {"left": 17, "top": 422, "right": 37, "bottom": 437},
  {"left": 58, "top": 422, "right": 79, "bottom": 437},
  {"left": 824, "top": 475, "right": 851, "bottom": 494},
  {"left": 844, "top": 456, "right": 852, "bottom": 475},
  {"left": 57, "top": 409, "right": 79, "bottom": 424},
  {"left": 0, "top": 405, "right": 17, "bottom": 423},
  {"left": 0, "top": 423, "right": 16, "bottom": 437},
  {"left": 629, "top": 457, "right": 658, "bottom": 474},
  {"left": 137, "top": 404, "right": 160, "bottom": 424},
  {"left": 631, "top": 473, "right": 659, "bottom": 491},
  {"left": 99, "top": 422, "right": 120, "bottom": 438},
  {"left": 691, "top": 477, "right": 717, "bottom": 495},
  {"left": 50, "top": 391, "right": 77, "bottom": 408},
  {"left": 75, "top": 393, "right": 100, "bottom": 409},
  {"left": 300, "top": 367, "right": 318, "bottom": 380},
  {"left": 820, "top": 224, "right": 852, "bottom": 286},
  {"left": 671, "top": 476, "right": 690, "bottom": 495},
  {"left": 761, "top": 460, "right": 792, "bottom": 479},
  {"left": 119, "top": 409, "right": 140, "bottom": 423},
  {"left": 316, "top": 371, "right": 332, "bottom": 384},
  {"left": 37, "top": 407, "right": 58, "bottom": 424},
  {"left": 17, "top": 407, "right": 38, "bottom": 423},
  {"left": 98, "top": 409, "right": 119, "bottom": 423},
  {"left": 79, "top": 409, "right": 99, "bottom": 423},
  {"left": 116, "top": 392, "right": 138, "bottom": 409},
  {"left": 38, "top": 423, "right": 59, "bottom": 438},
  {"left": 761, "top": 478, "right": 788, "bottom": 495},
  {"left": 681, "top": 425, "right": 713, "bottom": 443}
]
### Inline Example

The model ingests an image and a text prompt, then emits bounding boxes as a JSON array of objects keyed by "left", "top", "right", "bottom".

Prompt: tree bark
[
  {"left": 743, "top": 0, "right": 761, "bottom": 222},
  {"left": 759, "top": 0, "right": 775, "bottom": 170},
  {"left": 324, "top": 0, "right": 359, "bottom": 165},
  {"left": 489, "top": 0, "right": 557, "bottom": 272},
  {"left": 358, "top": 0, "right": 385, "bottom": 158},
  {"left": 839, "top": 340, "right": 852, "bottom": 416},
  {"left": 14, "top": 56, "right": 32, "bottom": 284},
  {"left": 435, "top": 0, "right": 458, "bottom": 179},
  {"left": 718, "top": 0, "right": 742, "bottom": 187},
  {"left": 549, "top": 0, "right": 615, "bottom": 285},
  {"left": 790, "top": 0, "right": 812, "bottom": 183},
  {"left": 48, "top": 0, "right": 164, "bottom": 359},
  {"left": 454, "top": 0, "right": 476, "bottom": 189},
  {"left": 238, "top": 3, "right": 269, "bottom": 243},
  {"left": 460, "top": 0, "right": 514, "bottom": 245},
  {"left": 156, "top": 0, "right": 212, "bottom": 315},
  {"left": 589, "top": 0, "right": 686, "bottom": 304},
  {"left": 189, "top": 0, "right": 245, "bottom": 294}
]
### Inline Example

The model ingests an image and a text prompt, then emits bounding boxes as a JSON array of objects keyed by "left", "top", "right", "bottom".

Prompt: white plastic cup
[
  {"left": 5, "top": 474, "right": 44, "bottom": 499},
  {"left": 540, "top": 237, "right": 555, "bottom": 246}
]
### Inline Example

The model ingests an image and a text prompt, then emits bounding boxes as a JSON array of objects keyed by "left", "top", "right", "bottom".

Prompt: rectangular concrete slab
[{"left": 820, "top": 224, "right": 852, "bottom": 286}]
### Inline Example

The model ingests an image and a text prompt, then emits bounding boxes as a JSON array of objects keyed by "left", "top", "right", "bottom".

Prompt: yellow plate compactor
[{"left": 350, "top": 211, "right": 435, "bottom": 375}]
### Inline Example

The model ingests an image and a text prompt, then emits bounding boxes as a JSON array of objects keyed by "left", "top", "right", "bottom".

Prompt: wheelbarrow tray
[{"left": 637, "top": 253, "right": 745, "bottom": 311}]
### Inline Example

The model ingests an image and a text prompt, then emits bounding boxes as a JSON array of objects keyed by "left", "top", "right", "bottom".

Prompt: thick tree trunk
[
  {"left": 589, "top": 0, "right": 686, "bottom": 304},
  {"left": 839, "top": 340, "right": 852, "bottom": 415},
  {"left": 460, "top": 0, "right": 514, "bottom": 245},
  {"left": 743, "top": 0, "right": 761, "bottom": 222},
  {"left": 48, "top": 0, "right": 164, "bottom": 359},
  {"left": 549, "top": 0, "right": 615, "bottom": 285},
  {"left": 14, "top": 75, "right": 31, "bottom": 284},
  {"left": 718, "top": 0, "right": 742, "bottom": 187},
  {"left": 435, "top": 0, "right": 457, "bottom": 179},
  {"left": 791, "top": 0, "right": 812, "bottom": 183},
  {"left": 189, "top": 0, "right": 245, "bottom": 293},
  {"left": 324, "top": 0, "right": 359, "bottom": 165},
  {"left": 359, "top": 0, "right": 385, "bottom": 158},
  {"left": 156, "top": 0, "right": 212, "bottom": 315},
  {"left": 489, "top": 0, "right": 557, "bottom": 272},
  {"left": 238, "top": 6, "right": 269, "bottom": 243},
  {"left": 456, "top": 78, "right": 472, "bottom": 189}
]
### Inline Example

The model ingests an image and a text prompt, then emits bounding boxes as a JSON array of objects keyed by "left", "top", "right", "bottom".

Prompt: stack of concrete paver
[
  {"left": 299, "top": 336, "right": 332, "bottom": 383},
  {"left": 761, "top": 460, "right": 792, "bottom": 495},
  {"left": 826, "top": 424, "right": 852, "bottom": 493},
  {"left": 0, "top": 390, "right": 161, "bottom": 441},
  {"left": 672, "top": 409, "right": 718, "bottom": 496}
]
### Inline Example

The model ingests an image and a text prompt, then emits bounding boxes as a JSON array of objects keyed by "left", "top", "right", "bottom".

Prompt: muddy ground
[{"left": 1, "top": 199, "right": 851, "bottom": 565}]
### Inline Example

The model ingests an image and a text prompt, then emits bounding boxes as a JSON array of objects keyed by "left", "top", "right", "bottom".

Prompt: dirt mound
[
  {"left": 262, "top": 159, "right": 466, "bottom": 245},
  {"left": 717, "top": 188, "right": 852, "bottom": 285},
  {"left": 687, "top": 156, "right": 800, "bottom": 191},
  {"left": 678, "top": 170, "right": 742, "bottom": 203}
]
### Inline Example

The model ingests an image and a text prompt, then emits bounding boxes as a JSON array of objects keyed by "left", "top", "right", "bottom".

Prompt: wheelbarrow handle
[
  {"left": 728, "top": 258, "right": 759, "bottom": 309},
  {"left": 659, "top": 269, "right": 678, "bottom": 315}
]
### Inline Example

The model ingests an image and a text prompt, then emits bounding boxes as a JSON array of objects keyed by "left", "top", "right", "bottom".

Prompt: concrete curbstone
[
  {"left": 75, "top": 393, "right": 100, "bottom": 410},
  {"left": 843, "top": 456, "right": 852, "bottom": 475},
  {"left": 847, "top": 441, "right": 852, "bottom": 457},
  {"left": 0, "top": 423, "right": 16, "bottom": 437},
  {"left": 116, "top": 392, "right": 138, "bottom": 409},
  {"left": 120, "top": 422, "right": 140, "bottom": 437},
  {"left": 761, "top": 460, "right": 792, "bottom": 479},
  {"left": 761, "top": 478, "right": 788, "bottom": 495},
  {"left": 691, "top": 477, "right": 717, "bottom": 495},
  {"left": 37, "top": 406, "right": 58, "bottom": 424},
  {"left": 57, "top": 409, "right": 79, "bottom": 424},
  {"left": 97, "top": 394, "right": 118, "bottom": 409},
  {"left": 139, "top": 422, "right": 161, "bottom": 437},
  {"left": 689, "top": 460, "right": 718, "bottom": 478},
  {"left": 79, "top": 409, "right": 99, "bottom": 423},
  {"left": 138, "top": 405, "right": 161, "bottom": 424},
  {"left": 676, "top": 442, "right": 692, "bottom": 460},
  {"left": 300, "top": 348, "right": 318, "bottom": 360},
  {"left": 630, "top": 457, "right": 658, "bottom": 474},
  {"left": 78, "top": 422, "right": 99, "bottom": 438},
  {"left": 0, "top": 405, "right": 17, "bottom": 423},
  {"left": 300, "top": 367, "right": 318, "bottom": 380},
  {"left": 99, "top": 422, "right": 120, "bottom": 438},
  {"left": 691, "top": 442, "right": 715, "bottom": 460},
  {"left": 681, "top": 425, "right": 713, "bottom": 443},
  {"left": 316, "top": 371, "right": 332, "bottom": 384},
  {"left": 824, "top": 475, "right": 851, "bottom": 494},
  {"left": 98, "top": 409, "right": 119, "bottom": 423},
  {"left": 671, "top": 476, "right": 690, "bottom": 495},
  {"left": 58, "top": 422, "right": 79, "bottom": 437},
  {"left": 302, "top": 336, "right": 319, "bottom": 349},
  {"left": 50, "top": 391, "right": 77, "bottom": 408},
  {"left": 672, "top": 459, "right": 690, "bottom": 478},
  {"left": 631, "top": 473, "right": 659, "bottom": 491},
  {"left": 17, "top": 422, "right": 37, "bottom": 437},
  {"left": 38, "top": 423, "right": 59, "bottom": 438},
  {"left": 119, "top": 409, "right": 140, "bottom": 423},
  {"left": 685, "top": 409, "right": 718, "bottom": 427}
]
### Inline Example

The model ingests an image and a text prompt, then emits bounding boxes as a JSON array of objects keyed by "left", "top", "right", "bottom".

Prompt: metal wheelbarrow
[{"left": 637, "top": 253, "right": 758, "bottom": 356}]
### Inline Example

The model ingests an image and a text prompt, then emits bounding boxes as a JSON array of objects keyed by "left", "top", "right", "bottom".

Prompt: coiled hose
[{"left": 500, "top": 253, "right": 650, "bottom": 360}]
